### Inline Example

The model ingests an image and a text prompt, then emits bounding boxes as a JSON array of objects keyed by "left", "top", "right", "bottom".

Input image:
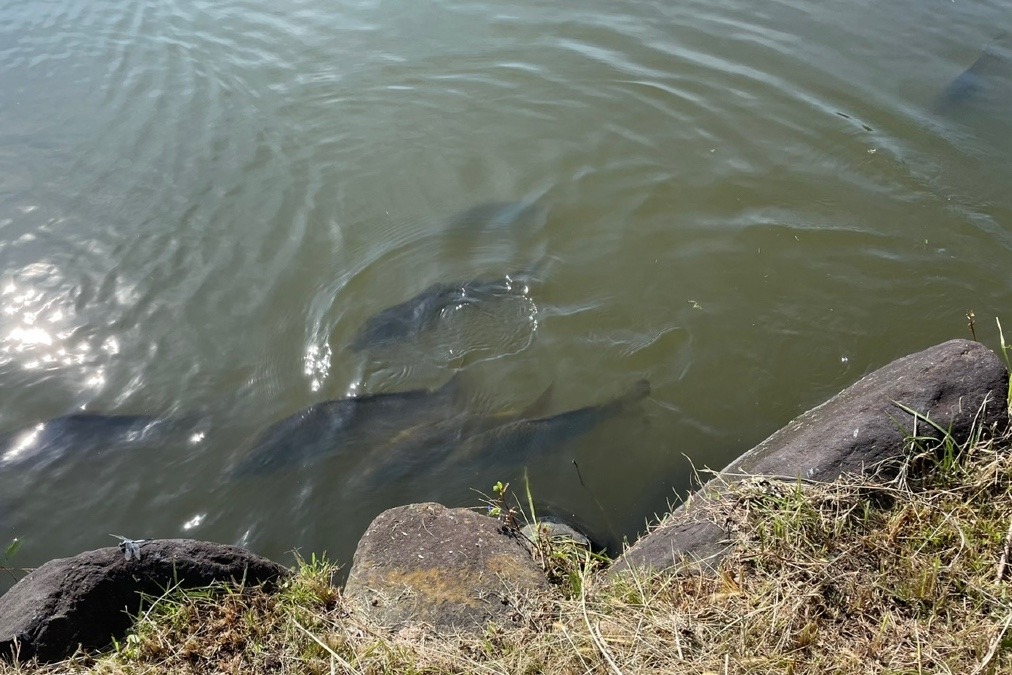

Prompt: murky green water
[{"left": 1, "top": 0, "right": 1010, "bottom": 582}]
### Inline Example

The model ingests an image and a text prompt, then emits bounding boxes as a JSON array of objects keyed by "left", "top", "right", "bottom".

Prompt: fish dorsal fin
[{"left": 521, "top": 383, "right": 554, "bottom": 418}]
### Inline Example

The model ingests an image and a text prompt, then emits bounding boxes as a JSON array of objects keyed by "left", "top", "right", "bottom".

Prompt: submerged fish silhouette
[
  {"left": 448, "top": 379, "right": 651, "bottom": 467},
  {"left": 232, "top": 375, "right": 650, "bottom": 483},
  {"left": 230, "top": 375, "right": 467, "bottom": 476},
  {"left": 350, "top": 272, "right": 536, "bottom": 351},
  {"left": 0, "top": 414, "right": 185, "bottom": 472},
  {"left": 941, "top": 32, "right": 1011, "bottom": 106},
  {"left": 356, "top": 379, "right": 651, "bottom": 487}
]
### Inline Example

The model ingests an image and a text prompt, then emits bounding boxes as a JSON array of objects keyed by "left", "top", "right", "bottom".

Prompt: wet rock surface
[
  {"left": 613, "top": 339, "right": 1011, "bottom": 576},
  {"left": 0, "top": 539, "right": 289, "bottom": 664},
  {"left": 345, "top": 502, "right": 551, "bottom": 632}
]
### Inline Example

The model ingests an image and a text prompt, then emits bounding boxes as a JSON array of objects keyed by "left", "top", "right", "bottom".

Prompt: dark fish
[
  {"left": 350, "top": 273, "right": 535, "bottom": 351},
  {"left": 358, "top": 379, "right": 650, "bottom": 486},
  {"left": 350, "top": 383, "right": 554, "bottom": 483},
  {"left": 0, "top": 414, "right": 186, "bottom": 472},
  {"left": 450, "top": 379, "right": 651, "bottom": 467},
  {"left": 230, "top": 375, "right": 466, "bottom": 476},
  {"left": 941, "top": 32, "right": 1011, "bottom": 106},
  {"left": 234, "top": 375, "right": 649, "bottom": 484}
]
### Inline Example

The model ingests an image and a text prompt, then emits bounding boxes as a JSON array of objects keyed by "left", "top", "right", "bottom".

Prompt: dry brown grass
[{"left": 6, "top": 427, "right": 1012, "bottom": 675}]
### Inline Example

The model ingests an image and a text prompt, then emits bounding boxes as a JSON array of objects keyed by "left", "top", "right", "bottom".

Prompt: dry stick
[{"left": 995, "top": 515, "right": 1012, "bottom": 584}]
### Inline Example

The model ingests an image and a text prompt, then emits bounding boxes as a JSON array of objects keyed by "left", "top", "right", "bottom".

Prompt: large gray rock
[
  {"left": 613, "top": 339, "right": 1010, "bottom": 576},
  {"left": 345, "top": 502, "right": 551, "bottom": 632},
  {"left": 0, "top": 539, "right": 289, "bottom": 664}
]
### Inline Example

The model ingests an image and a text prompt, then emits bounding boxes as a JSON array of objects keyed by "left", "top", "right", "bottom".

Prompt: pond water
[{"left": 0, "top": 0, "right": 1010, "bottom": 583}]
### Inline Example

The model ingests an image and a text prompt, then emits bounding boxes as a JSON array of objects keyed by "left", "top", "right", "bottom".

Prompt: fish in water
[
  {"left": 350, "top": 272, "right": 536, "bottom": 351},
  {"left": 940, "top": 32, "right": 1011, "bottom": 107},
  {"left": 446, "top": 379, "right": 651, "bottom": 469},
  {"left": 0, "top": 414, "right": 191, "bottom": 472},
  {"left": 230, "top": 375, "right": 468, "bottom": 476},
  {"left": 356, "top": 379, "right": 651, "bottom": 487},
  {"left": 232, "top": 375, "right": 649, "bottom": 482}
]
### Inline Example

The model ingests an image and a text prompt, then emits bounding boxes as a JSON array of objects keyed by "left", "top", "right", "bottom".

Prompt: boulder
[
  {"left": 0, "top": 539, "right": 289, "bottom": 664},
  {"left": 613, "top": 339, "right": 1010, "bottom": 576},
  {"left": 345, "top": 502, "right": 551, "bottom": 632}
]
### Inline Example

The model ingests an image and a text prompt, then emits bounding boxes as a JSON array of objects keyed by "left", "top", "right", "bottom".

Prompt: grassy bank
[{"left": 5, "top": 419, "right": 1012, "bottom": 674}]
